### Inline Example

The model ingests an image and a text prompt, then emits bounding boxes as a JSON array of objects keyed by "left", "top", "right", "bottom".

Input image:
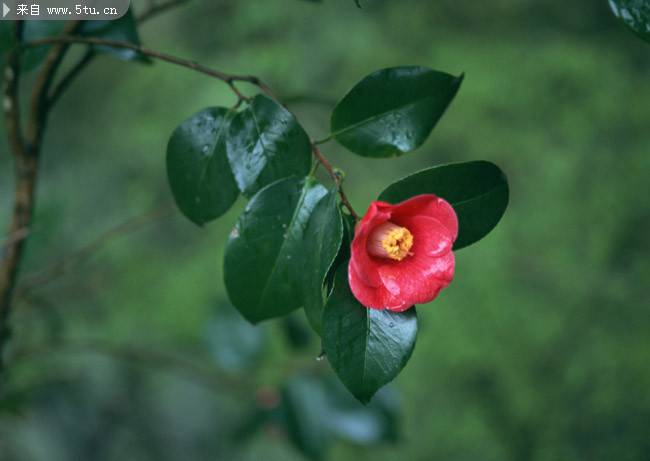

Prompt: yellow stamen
[{"left": 367, "top": 222, "right": 414, "bottom": 261}]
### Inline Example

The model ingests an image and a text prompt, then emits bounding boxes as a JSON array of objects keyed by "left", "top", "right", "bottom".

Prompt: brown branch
[
  {"left": 1, "top": 22, "right": 29, "bottom": 382},
  {"left": 1, "top": 21, "right": 81, "bottom": 382},
  {"left": 137, "top": 0, "right": 191, "bottom": 22},
  {"left": 48, "top": 0, "right": 192, "bottom": 105},
  {"left": 312, "top": 145, "right": 359, "bottom": 220},
  {"left": 26, "top": 21, "right": 81, "bottom": 148},
  {"left": 21, "top": 36, "right": 276, "bottom": 102},
  {"left": 47, "top": 48, "right": 95, "bottom": 107},
  {"left": 1, "top": 228, "right": 30, "bottom": 250}
]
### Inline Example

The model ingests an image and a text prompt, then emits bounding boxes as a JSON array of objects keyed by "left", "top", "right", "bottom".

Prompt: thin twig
[
  {"left": 47, "top": 48, "right": 95, "bottom": 106},
  {"left": 48, "top": 0, "right": 192, "bottom": 105},
  {"left": 26, "top": 21, "right": 81, "bottom": 148},
  {"left": 21, "top": 36, "right": 277, "bottom": 102},
  {"left": 312, "top": 145, "right": 359, "bottom": 220},
  {"left": 16, "top": 205, "right": 175, "bottom": 296},
  {"left": 12, "top": 340, "right": 249, "bottom": 394},
  {"left": 1, "top": 228, "right": 30, "bottom": 251},
  {"left": 137, "top": 0, "right": 191, "bottom": 22},
  {"left": 283, "top": 94, "right": 337, "bottom": 107}
]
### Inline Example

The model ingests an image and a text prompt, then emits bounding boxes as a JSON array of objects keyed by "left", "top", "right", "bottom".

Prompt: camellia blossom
[{"left": 348, "top": 194, "right": 458, "bottom": 312}]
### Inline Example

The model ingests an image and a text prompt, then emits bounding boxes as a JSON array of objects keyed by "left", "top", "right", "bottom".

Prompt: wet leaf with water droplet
[
  {"left": 227, "top": 95, "right": 313, "bottom": 198},
  {"left": 224, "top": 177, "right": 328, "bottom": 323},
  {"left": 330, "top": 66, "right": 463, "bottom": 158},
  {"left": 323, "top": 264, "right": 417, "bottom": 404},
  {"left": 167, "top": 107, "right": 239, "bottom": 225},
  {"left": 609, "top": 0, "right": 650, "bottom": 42}
]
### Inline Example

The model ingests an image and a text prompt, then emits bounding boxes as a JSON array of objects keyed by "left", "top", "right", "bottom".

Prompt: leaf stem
[
  {"left": 311, "top": 145, "right": 359, "bottom": 220},
  {"left": 313, "top": 134, "right": 334, "bottom": 145}
]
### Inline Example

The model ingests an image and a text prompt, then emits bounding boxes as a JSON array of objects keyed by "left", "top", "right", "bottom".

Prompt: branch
[
  {"left": 312, "top": 145, "right": 359, "bottom": 220},
  {"left": 1, "top": 228, "right": 30, "bottom": 251},
  {"left": 47, "top": 48, "right": 95, "bottom": 107},
  {"left": 283, "top": 94, "right": 337, "bottom": 107},
  {"left": 20, "top": 36, "right": 358, "bottom": 218},
  {"left": 21, "top": 36, "right": 276, "bottom": 103},
  {"left": 0, "top": 22, "right": 31, "bottom": 383},
  {"left": 137, "top": 0, "right": 191, "bottom": 22},
  {"left": 26, "top": 21, "right": 81, "bottom": 148},
  {"left": 16, "top": 204, "right": 174, "bottom": 297},
  {"left": 12, "top": 340, "right": 249, "bottom": 394},
  {"left": 48, "top": 0, "right": 193, "bottom": 105}
]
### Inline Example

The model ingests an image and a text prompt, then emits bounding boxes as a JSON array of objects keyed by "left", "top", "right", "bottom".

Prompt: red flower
[{"left": 348, "top": 194, "right": 458, "bottom": 312}]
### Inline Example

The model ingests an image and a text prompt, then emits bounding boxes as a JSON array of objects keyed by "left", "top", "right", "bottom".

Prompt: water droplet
[
  {"left": 316, "top": 352, "right": 326, "bottom": 361},
  {"left": 202, "top": 145, "right": 210, "bottom": 155},
  {"left": 389, "top": 322, "right": 395, "bottom": 328}
]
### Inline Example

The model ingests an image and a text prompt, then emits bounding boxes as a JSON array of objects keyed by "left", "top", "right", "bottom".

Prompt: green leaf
[
  {"left": 227, "top": 95, "right": 313, "bottom": 198},
  {"left": 20, "top": 10, "right": 145, "bottom": 72},
  {"left": 609, "top": 0, "right": 650, "bottom": 42},
  {"left": 322, "top": 264, "right": 418, "bottom": 404},
  {"left": 21, "top": 21, "right": 67, "bottom": 72},
  {"left": 281, "top": 374, "right": 400, "bottom": 460},
  {"left": 0, "top": 24, "right": 14, "bottom": 73},
  {"left": 206, "top": 301, "right": 266, "bottom": 372},
  {"left": 282, "top": 375, "right": 332, "bottom": 461},
  {"left": 224, "top": 177, "right": 327, "bottom": 324},
  {"left": 330, "top": 66, "right": 463, "bottom": 158},
  {"left": 79, "top": 9, "right": 148, "bottom": 62},
  {"left": 282, "top": 313, "right": 313, "bottom": 350},
  {"left": 323, "top": 380, "right": 400, "bottom": 445},
  {"left": 302, "top": 190, "right": 343, "bottom": 335},
  {"left": 379, "top": 160, "right": 509, "bottom": 250},
  {"left": 166, "top": 107, "right": 239, "bottom": 225}
]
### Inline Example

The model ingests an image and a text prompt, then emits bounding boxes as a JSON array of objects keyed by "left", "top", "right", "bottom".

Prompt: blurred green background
[{"left": 1, "top": 0, "right": 650, "bottom": 459}]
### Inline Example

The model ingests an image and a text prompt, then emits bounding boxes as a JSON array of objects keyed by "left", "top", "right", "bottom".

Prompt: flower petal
[
  {"left": 350, "top": 201, "right": 392, "bottom": 287},
  {"left": 391, "top": 194, "right": 458, "bottom": 241},
  {"left": 396, "top": 215, "right": 454, "bottom": 258},
  {"left": 348, "top": 259, "right": 408, "bottom": 310},
  {"left": 377, "top": 251, "right": 455, "bottom": 308}
]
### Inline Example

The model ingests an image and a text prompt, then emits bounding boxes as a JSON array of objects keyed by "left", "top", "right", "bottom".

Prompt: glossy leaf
[
  {"left": 379, "top": 160, "right": 509, "bottom": 250},
  {"left": 227, "top": 95, "right": 313, "bottom": 198},
  {"left": 79, "top": 9, "right": 148, "bottom": 62},
  {"left": 330, "top": 66, "right": 463, "bottom": 157},
  {"left": 302, "top": 190, "right": 343, "bottom": 334},
  {"left": 323, "top": 264, "right": 418, "bottom": 404},
  {"left": 166, "top": 107, "right": 239, "bottom": 225},
  {"left": 609, "top": 0, "right": 650, "bottom": 42},
  {"left": 224, "top": 177, "right": 327, "bottom": 324}
]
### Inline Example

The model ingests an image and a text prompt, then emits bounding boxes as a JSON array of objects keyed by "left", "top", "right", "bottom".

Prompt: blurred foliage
[{"left": 1, "top": 0, "right": 649, "bottom": 460}]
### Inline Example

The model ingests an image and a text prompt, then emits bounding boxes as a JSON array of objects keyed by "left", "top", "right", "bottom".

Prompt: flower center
[{"left": 367, "top": 221, "right": 414, "bottom": 261}]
